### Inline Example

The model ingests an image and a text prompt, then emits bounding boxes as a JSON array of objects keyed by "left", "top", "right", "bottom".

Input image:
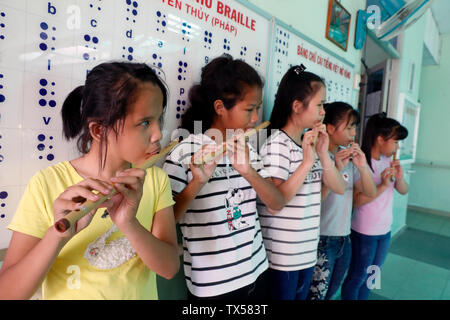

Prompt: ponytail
[{"left": 61, "top": 85, "right": 84, "bottom": 140}]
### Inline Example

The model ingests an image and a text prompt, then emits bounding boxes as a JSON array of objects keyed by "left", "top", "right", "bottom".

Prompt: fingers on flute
[
  {"left": 63, "top": 185, "right": 103, "bottom": 202},
  {"left": 77, "top": 178, "right": 114, "bottom": 195},
  {"left": 110, "top": 176, "right": 142, "bottom": 192},
  {"left": 55, "top": 199, "right": 84, "bottom": 212},
  {"left": 115, "top": 167, "right": 146, "bottom": 180}
]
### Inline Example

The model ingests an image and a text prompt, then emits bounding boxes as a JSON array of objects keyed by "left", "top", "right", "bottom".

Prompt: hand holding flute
[{"left": 54, "top": 140, "right": 180, "bottom": 234}]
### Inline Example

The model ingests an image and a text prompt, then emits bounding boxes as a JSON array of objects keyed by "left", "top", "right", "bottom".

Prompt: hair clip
[{"left": 294, "top": 64, "right": 307, "bottom": 75}]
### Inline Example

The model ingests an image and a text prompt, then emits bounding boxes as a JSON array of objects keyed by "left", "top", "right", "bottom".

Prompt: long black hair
[
  {"left": 61, "top": 61, "right": 168, "bottom": 169},
  {"left": 181, "top": 54, "right": 263, "bottom": 133},
  {"left": 269, "top": 65, "right": 325, "bottom": 130},
  {"left": 323, "top": 101, "right": 360, "bottom": 127},
  {"left": 361, "top": 112, "right": 408, "bottom": 171}
]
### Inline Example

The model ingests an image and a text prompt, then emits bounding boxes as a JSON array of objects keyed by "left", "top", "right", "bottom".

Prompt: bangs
[
  {"left": 343, "top": 109, "right": 360, "bottom": 127},
  {"left": 393, "top": 125, "right": 408, "bottom": 141}
]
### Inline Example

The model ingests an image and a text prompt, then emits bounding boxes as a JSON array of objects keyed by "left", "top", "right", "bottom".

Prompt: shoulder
[{"left": 28, "top": 161, "right": 73, "bottom": 188}]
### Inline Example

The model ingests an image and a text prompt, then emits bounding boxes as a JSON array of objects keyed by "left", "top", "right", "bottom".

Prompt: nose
[
  {"left": 320, "top": 107, "right": 325, "bottom": 117},
  {"left": 250, "top": 108, "right": 259, "bottom": 125},
  {"left": 350, "top": 127, "right": 356, "bottom": 138},
  {"left": 150, "top": 122, "right": 162, "bottom": 144}
]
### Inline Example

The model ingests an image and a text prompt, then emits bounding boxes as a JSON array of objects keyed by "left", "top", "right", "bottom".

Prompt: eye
[{"left": 141, "top": 120, "right": 150, "bottom": 127}]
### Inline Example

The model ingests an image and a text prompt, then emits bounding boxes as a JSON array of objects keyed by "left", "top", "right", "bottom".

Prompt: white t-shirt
[
  {"left": 258, "top": 130, "right": 322, "bottom": 271},
  {"left": 320, "top": 150, "right": 361, "bottom": 236},
  {"left": 163, "top": 133, "right": 269, "bottom": 297}
]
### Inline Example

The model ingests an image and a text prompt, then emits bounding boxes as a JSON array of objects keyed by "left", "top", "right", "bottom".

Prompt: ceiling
[{"left": 430, "top": 0, "right": 450, "bottom": 34}]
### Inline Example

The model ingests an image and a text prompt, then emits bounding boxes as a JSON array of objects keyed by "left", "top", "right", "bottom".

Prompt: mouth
[{"left": 146, "top": 146, "right": 161, "bottom": 158}]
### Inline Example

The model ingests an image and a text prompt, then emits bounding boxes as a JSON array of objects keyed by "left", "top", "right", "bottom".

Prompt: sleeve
[
  {"left": 155, "top": 168, "right": 176, "bottom": 212},
  {"left": 8, "top": 171, "right": 53, "bottom": 239},
  {"left": 260, "top": 139, "right": 291, "bottom": 181},
  {"left": 162, "top": 144, "right": 190, "bottom": 196}
]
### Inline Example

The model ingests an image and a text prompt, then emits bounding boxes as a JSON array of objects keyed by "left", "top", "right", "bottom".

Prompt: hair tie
[{"left": 294, "top": 64, "right": 307, "bottom": 75}]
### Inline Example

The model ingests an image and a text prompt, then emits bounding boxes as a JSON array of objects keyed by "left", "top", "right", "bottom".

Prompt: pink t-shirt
[{"left": 351, "top": 155, "right": 394, "bottom": 236}]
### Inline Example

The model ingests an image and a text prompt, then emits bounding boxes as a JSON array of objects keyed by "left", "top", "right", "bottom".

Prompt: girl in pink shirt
[{"left": 341, "top": 112, "right": 409, "bottom": 300}]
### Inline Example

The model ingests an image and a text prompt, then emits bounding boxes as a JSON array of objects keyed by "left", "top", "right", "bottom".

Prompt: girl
[
  {"left": 341, "top": 112, "right": 408, "bottom": 300},
  {"left": 163, "top": 54, "right": 285, "bottom": 300},
  {"left": 307, "top": 102, "right": 376, "bottom": 300},
  {"left": 0, "top": 62, "right": 179, "bottom": 299},
  {"left": 258, "top": 65, "right": 346, "bottom": 300}
]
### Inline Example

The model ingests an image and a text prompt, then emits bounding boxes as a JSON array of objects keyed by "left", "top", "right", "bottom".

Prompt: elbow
[
  {"left": 273, "top": 202, "right": 285, "bottom": 212},
  {"left": 335, "top": 184, "right": 346, "bottom": 195},
  {"left": 160, "top": 254, "right": 180, "bottom": 280},
  {"left": 272, "top": 197, "right": 286, "bottom": 211},
  {"left": 364, "top": 187, "right": 377, "bottom": 198}
]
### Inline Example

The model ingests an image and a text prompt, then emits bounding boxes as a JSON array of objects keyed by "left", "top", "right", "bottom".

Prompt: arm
[
  {"left": 170, "top": 144, "right": 218, "bottom": 222},
  {"left": 315, "top": 125, "right": 345, "bottom": 195},
  {"left": 353, "top": 167, "right": 392, "bottom": 208},
  {"left": 119, "top": 206, "right": 179, "bottom": 279},
  {"left": 228, "top": 138, "right": 285, "bottom": 211},
  {"left": 240, "top": 169, "right": 285, "bottom": 211},
  {"left": 268, "top": 161, "right": 314, "bottom": 205},
  {"left": 321, "top": 182, "right": 331, "bottom": 201},
  {"left": 319, "top": 153, "right": 346, "bottom": 195},
  {"left": 172, "top": 178, "right": 206, "bottom": 222},
  {"left": 351, "top": 144, "right": 377, "bottom": 198},
  {"left": 0, "top": 178, "right": 112, "bottom": 299},
  {"left": 392, "top": 160, "right": 409, "bottom": 195},
  {"left": 0, "top": 229, "right": 67, "bottom": 300},
  {"left": 354, "top": 165, "right": 377, "bottom": 198}
]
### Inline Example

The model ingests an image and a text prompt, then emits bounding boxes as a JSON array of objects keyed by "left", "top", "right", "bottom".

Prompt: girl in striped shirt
[
  {"left": 258, "top": 65, "right": 346, "bottom": 300},
  {"left": 163, "top": 55, "right": 285, "bottom": 300}
]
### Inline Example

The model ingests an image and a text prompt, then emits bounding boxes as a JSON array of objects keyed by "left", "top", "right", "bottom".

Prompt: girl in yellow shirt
[{"left": 0, "top": 62, "right": 179, "bottom": 299}]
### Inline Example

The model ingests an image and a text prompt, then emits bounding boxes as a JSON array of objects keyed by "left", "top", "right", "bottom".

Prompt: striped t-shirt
[
  {"left": 258, "top": 130, "right": 322, "bottom": 271},
  {"left": 163, "top": 133, "right": 269, "bottom": 297}
]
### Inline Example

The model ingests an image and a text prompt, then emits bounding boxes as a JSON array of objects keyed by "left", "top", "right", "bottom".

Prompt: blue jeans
[
  {"left": 307, "top": 235, "right": 352, "bottom": 300},
  {"left": 341, "top": 230, "right": 391, "bottom": 300},
  {"left": 269, "top": 267, "right": 314, "bottom": 300}
]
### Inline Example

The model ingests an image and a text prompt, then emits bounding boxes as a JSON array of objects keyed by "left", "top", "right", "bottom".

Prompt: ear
[
  {"left": 326, "top": 124, "right": 336, "bottom": 135},
  {"left": 88, "top": 122, "right": 104, "bottom": 143},
  {"left": 376, "top": 135, "right": 385, "bottom": 146},
  {"left": 292, "top": 100, "right": 304, "bottom": 114},
  {"left": 213, "top": 99, "right": 226, "bottom": 117}
]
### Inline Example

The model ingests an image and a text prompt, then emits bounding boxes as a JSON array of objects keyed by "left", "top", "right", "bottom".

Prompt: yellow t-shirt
[{"left": 8, "top": 161, "right": 175, "bottom": 300}]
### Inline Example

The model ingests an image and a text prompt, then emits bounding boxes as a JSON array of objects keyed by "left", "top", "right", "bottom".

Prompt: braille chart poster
[
  {"left": 0, "top": 0, "right": 271, "bottom": 248},
  {"left": 265, "top": 21, "right": 354, "bottom": 119}
]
